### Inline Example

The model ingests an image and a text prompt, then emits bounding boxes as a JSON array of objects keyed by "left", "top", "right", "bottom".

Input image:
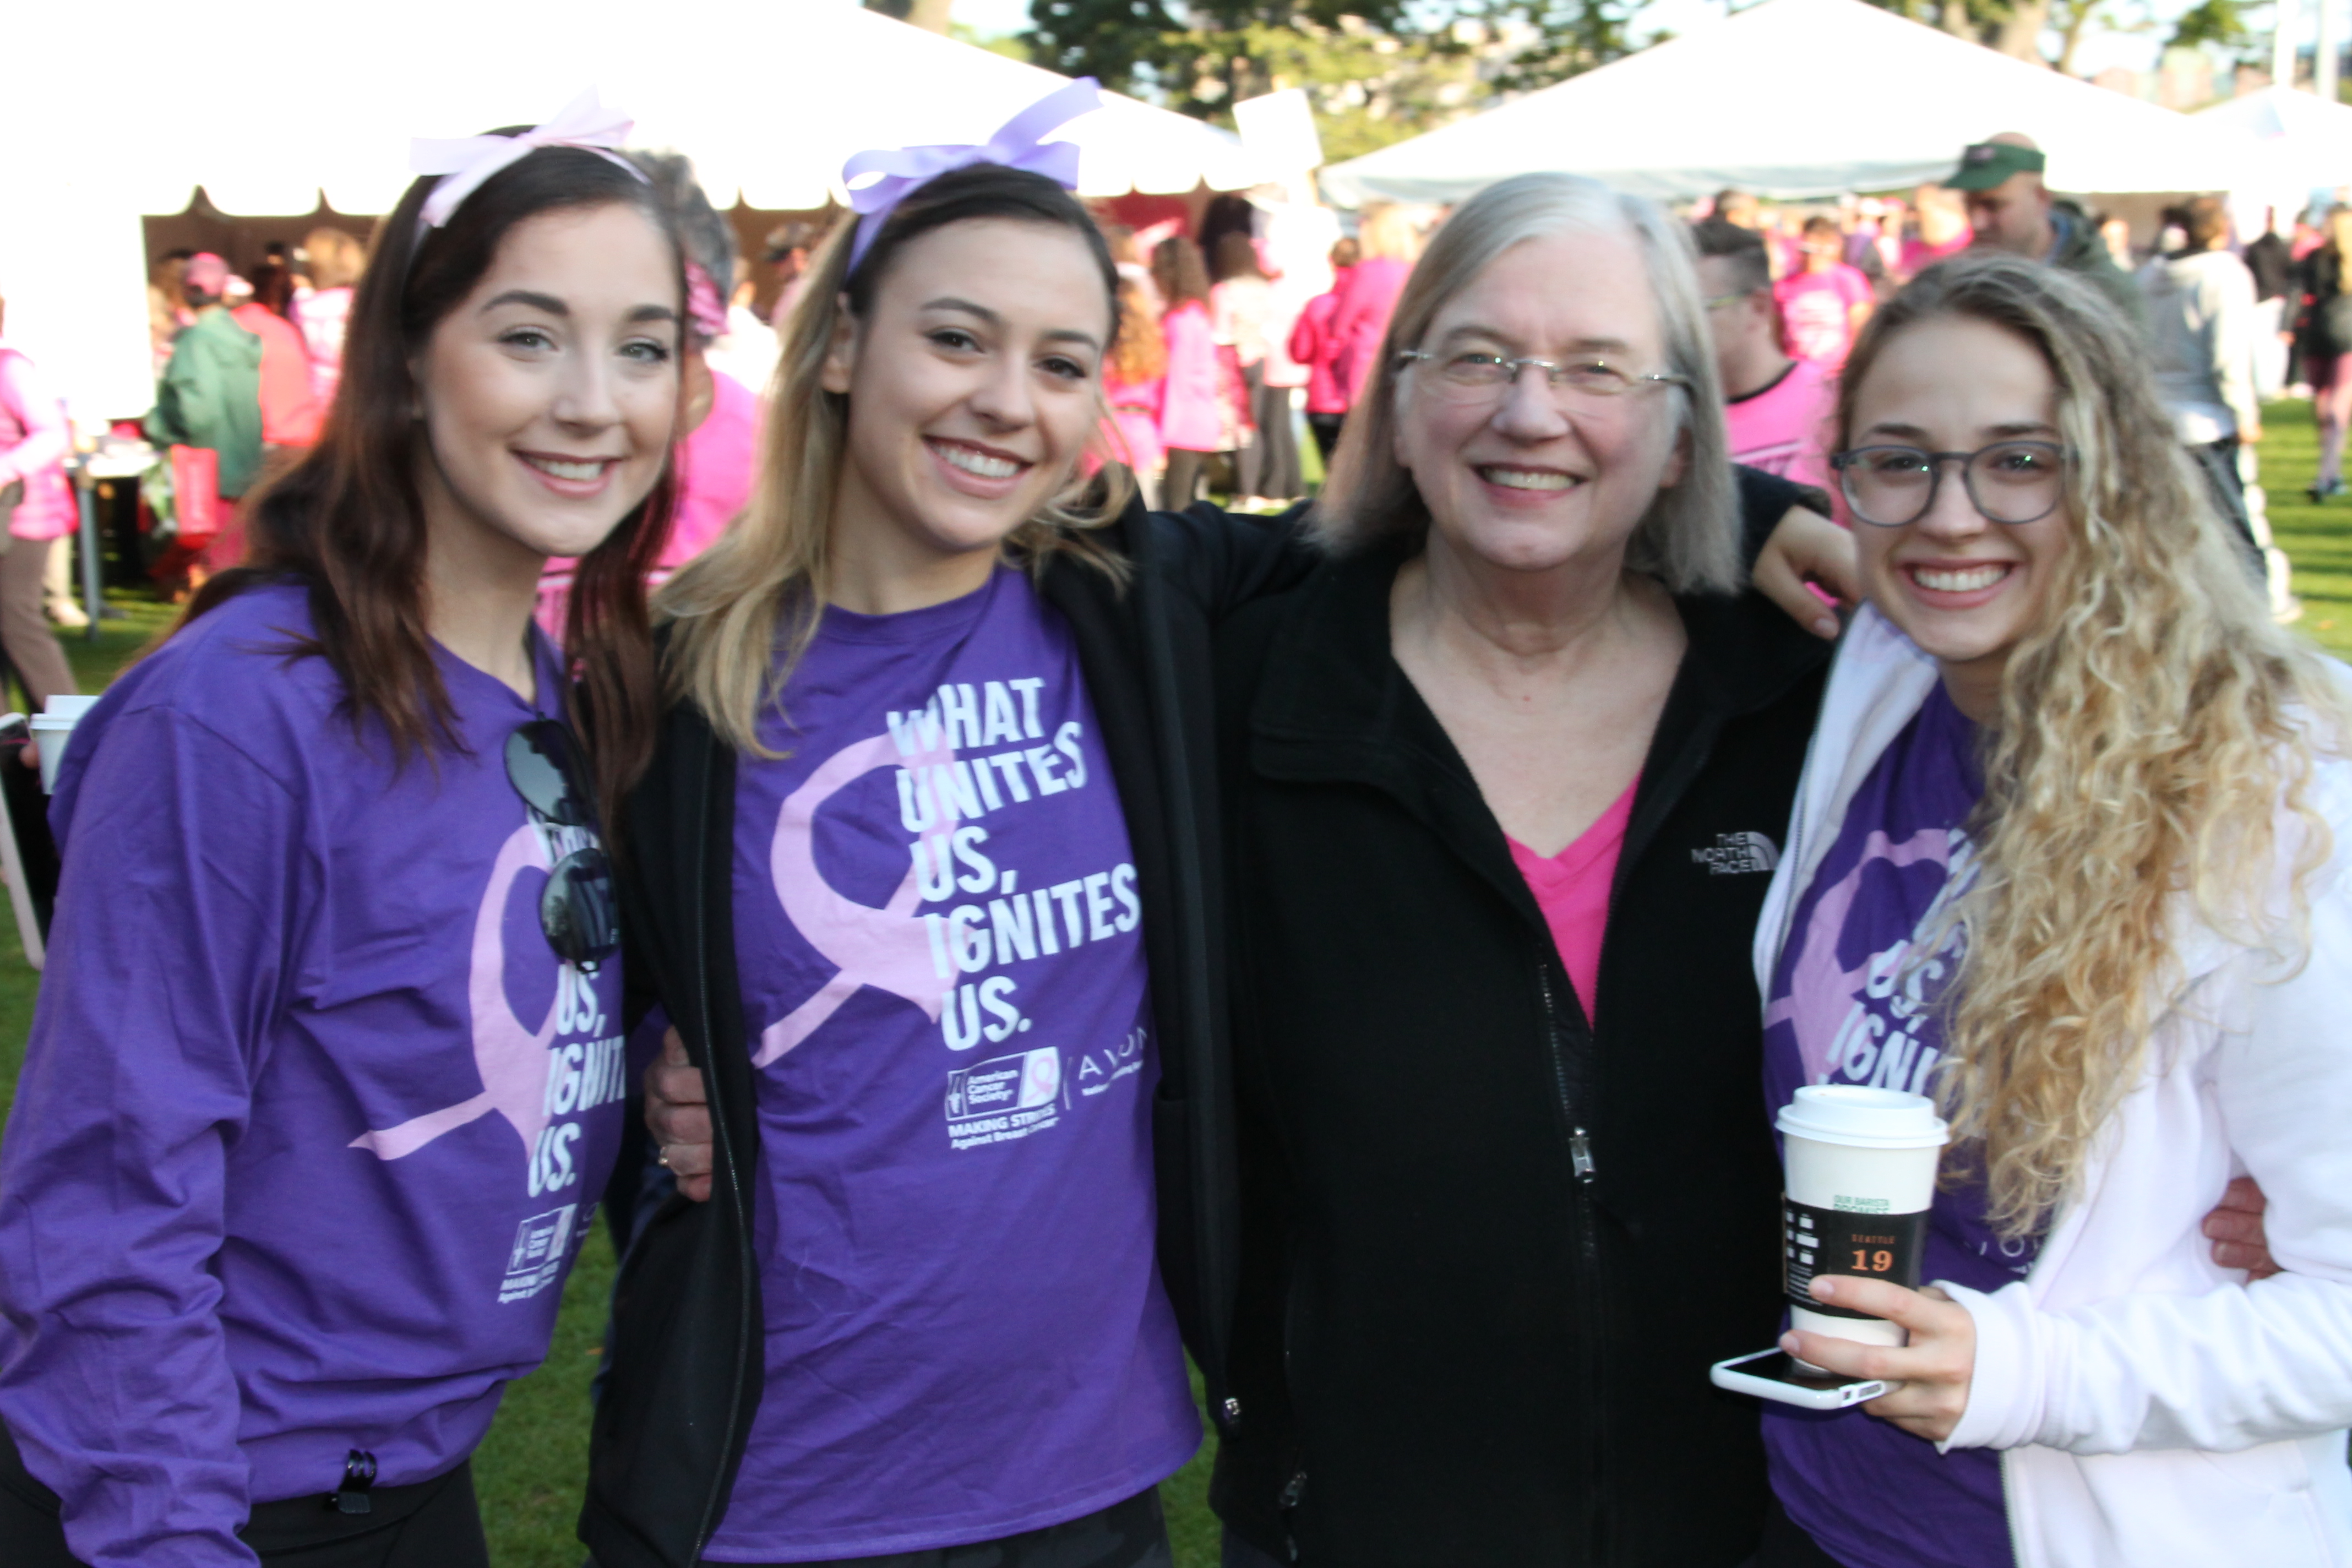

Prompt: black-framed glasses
[
  {"left": 1396, "top": 349, "right": 1691, "bottom": 403},
  {"left": 1829, "top": 440, "right": 2071, "bottom": 529},
  {"left": 504, "top": 720, "right": 618, "bottom": 973}
]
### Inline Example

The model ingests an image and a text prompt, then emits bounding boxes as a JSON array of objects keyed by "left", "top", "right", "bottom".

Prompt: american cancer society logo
[
  {"left": 499, "top": 1203, "right": 578, "bottom": 1303},
  {"left": 945, "top": 1047, "right": 1063, "bottom": 1150}
]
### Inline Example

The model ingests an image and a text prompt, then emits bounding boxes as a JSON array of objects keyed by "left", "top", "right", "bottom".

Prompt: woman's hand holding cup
[{"left": 1781, "top": 1277, "right": 1978, "bottom": 1442}]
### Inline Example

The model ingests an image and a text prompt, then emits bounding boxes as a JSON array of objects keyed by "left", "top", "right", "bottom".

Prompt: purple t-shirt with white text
[
  {"left": 0, "top": 584, "right": 626, "bottom": 1568},
  {"left": 1761, "top": 684, "right": 2036, "bottom": 1568},
  {"left": 707, "top": 566, "right": 1197, "bottom": 1561}
]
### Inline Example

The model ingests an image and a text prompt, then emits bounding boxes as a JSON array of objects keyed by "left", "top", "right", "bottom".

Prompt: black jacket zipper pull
[{"left": 1570, "top": 1127, "right": 1596, "bottom": 1182}]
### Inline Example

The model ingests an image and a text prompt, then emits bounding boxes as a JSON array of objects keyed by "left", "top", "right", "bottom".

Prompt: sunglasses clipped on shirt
[{"left": 504, "top": 718, "right": 619, "bottom": 973}]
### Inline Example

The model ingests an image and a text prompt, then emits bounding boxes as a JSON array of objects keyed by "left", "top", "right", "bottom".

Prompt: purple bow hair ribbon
[
  {"left": 411, "top": 88, "right": 645, "bottom": 230},
  {"left": 841, "top": 77, "right": 1104, "bottom": 270}
]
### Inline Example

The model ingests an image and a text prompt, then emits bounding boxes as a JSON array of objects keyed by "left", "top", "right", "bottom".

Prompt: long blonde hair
[
  {"left": 2327, "top": 206, "right": 2352, "bottom": 270},
  {"left": 1838, "top": 254, "right": 2344, "bottom": 1238},
  {"left": 656, "top": 165, "right": 1131, "bottom": 755},
  {"left": 1357, "top": 203, "right": 1423, "bottom": 264}
]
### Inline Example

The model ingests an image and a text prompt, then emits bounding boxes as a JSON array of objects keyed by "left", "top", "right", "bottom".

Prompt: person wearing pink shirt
[
  {"left": 1104, "top": 275, "right": 1168, "bottom": 505},
  {"left": 292, "top": 226, "right": 365, "bottom": 410},
  {"left": 0, "top": 301, "right": 82, "bottom": 708},
  {"left": 1694, "top": 219, "right": 1836, "bottom": 499},
  {"left": 1153, "top": 236, "right": 1223, "bottom": 507},
  {"left": 644, "top": 153, "right": 760, "bottom": 575},
  {"left": 1897, "top": 184, "right": 1972, "bottom": 281},
  {"left": 1289, "top": 237, "right": 1358, "bottom": 466},
  {"left": 1325, "top": 207, "right": 1419, "bottom": 413},
  {"left": 1773, "top": 215, "right": 1874, "bottom": 366}
]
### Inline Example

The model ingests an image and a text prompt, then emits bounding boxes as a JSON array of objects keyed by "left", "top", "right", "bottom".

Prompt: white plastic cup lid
[
  {"left": 1777, "top": 1084, "right": 1950, "bottom": 1150},
  {"left": 41, "top": 695, "right": 99, "bottom": 720}
]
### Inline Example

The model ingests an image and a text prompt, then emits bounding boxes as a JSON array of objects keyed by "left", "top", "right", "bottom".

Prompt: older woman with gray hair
[{"left": 1208, "top": 172, "right": 1833, "bottom": 1567}]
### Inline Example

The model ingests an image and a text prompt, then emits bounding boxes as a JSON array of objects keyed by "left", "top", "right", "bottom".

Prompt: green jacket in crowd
[
  {"left": 2046, "top": 198, "right": 2145, "bottom": 332},
  {"left": 145, "top": 308, "right": 264, "bottom": 498}
]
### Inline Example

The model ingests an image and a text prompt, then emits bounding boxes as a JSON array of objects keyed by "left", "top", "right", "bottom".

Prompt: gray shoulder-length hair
[{"left": 1315, "top": 172, "right": 1741, "bottom": 595}]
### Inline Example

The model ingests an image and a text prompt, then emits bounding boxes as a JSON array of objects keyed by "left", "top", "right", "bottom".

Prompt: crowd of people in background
[
  {"left": 6, "top": 79, "right": 2352, "bottom": 1568},
  {"left": 115, "top": 121, "right": 2352, "bottom": 625}
]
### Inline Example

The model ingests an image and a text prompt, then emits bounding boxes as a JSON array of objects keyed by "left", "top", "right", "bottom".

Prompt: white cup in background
[
  {"left": 30, "top": 695, "right": 101, "bottom": 796},
  {"left": 1778, "top": 1085, "right": 1949, "bottom": 1362}
]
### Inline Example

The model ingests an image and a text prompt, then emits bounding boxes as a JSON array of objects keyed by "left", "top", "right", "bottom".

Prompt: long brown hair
[
  {"left": 185, "top": 142, "right": 683, "bottom": 824},
  {"left": 1107, "top": 276, "right": 1167, "bottom": 385}
]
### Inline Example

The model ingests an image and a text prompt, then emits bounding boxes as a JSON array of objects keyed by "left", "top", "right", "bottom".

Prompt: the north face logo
[{"left": 1693, "top": 831, "right": 1780, "bottom": 875}]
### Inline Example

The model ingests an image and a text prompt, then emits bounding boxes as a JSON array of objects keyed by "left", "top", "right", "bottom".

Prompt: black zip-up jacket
[
  {"left": 577, "top": 502, "right": 1308, "bottom": 1568},
  {"left": 1208, "top": 545, "right": 1831, "bottom": 1568},
  {"left": 577, "top": 474, "right": 1809, "bottom": 1567}
]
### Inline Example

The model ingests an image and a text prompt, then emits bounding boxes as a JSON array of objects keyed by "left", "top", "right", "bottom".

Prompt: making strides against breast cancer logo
[
  {"left": 762, "top": 675, "right": 1141, "bottom": 1151},
  {"left": 346, "top": 813, "right": 626, "bottom": 1303},
  {"left": 1766, "top": 828, "right": 1971, "bottom": 1097}
]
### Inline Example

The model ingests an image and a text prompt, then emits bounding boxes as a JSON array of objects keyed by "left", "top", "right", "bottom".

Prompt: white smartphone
[{"left": 1710, "top": 1348, "right": 1887, "bottom": 1411}]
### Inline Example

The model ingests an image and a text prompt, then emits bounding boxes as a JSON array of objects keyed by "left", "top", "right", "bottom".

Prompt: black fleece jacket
[
  {"left": 578, "top": 472, "right": 1810, "bottom": 1567},
  {"left": 1208, "top": 546, "right": 1831, "bottom": 1568}
]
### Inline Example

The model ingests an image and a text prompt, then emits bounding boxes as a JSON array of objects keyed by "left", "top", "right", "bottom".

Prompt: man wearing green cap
[{"left": 1948, "top": 131, "right": 2143, "bottom": 328}]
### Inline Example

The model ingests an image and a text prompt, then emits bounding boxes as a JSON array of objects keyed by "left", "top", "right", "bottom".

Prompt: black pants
[
  {"left": 733, "top": 1487, "right": 1172, "bottom": 1568},
  {"left": 1234, "top": 367, "right": 1302, "bottom": 502},
  {"left": 1306, "top": 412, "right": 1344, "bottom": 466},
  {"left": 1164, "top": 448, "right": 1213, "bottom": 510},
  {"left": 2186, "top": 435, "right": 2263, "bottom": 576},
  {"left": 1752, "top": 1498, "right": 1851, "bottom": 1567},
  {"left": 0, "top": 1435, "right": 487, "bottom": 1568}
]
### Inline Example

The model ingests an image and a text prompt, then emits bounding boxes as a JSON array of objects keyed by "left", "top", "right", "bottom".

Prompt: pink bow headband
[
  {"left": 410, "top": 88, "right": 645, "bottom": 230},
  {"left": 841, "top": 77, "right": 1103, "bottom": 271}
]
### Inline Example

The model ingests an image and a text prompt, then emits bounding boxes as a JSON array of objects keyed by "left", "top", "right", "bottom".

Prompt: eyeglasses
[
  {"left": 504, "top": 719, "right": 619, "bottom": 973},
  {"left": 1829, "top": 440, "right": 2071, "bottom": 529},
  {"left": 1397, "top": 350, "right": 1691, "bottom": 402}
]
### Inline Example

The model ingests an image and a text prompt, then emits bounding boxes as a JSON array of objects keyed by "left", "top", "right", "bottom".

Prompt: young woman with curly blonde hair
[{"left": 1752, "top": 251, "right": 2352, "bottom": 1568}]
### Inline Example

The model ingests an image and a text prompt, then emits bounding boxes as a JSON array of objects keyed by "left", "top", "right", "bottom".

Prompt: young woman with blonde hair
[
  {"left": 598, "top": 94, "right": 1852, "bottom": 1566},
  {"left": 1756, "top": 252, "right": 2352, "bottom": 1568}
]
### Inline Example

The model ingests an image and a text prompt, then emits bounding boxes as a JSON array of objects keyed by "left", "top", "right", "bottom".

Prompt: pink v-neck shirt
[{"left": 1506, "top": 778, "right": 1639, "bottom": 1022}]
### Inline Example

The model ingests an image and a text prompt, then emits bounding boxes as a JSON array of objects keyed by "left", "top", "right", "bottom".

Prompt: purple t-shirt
[
  {"left": 1761, "top": 683, "right": 2037, "bottom": 1568},
  {"left": 708, "top": 566, "right": 1197, "bottom": 1561},
  {"left": 0, "top": 584, "right": 626, "bottom": 1568}
]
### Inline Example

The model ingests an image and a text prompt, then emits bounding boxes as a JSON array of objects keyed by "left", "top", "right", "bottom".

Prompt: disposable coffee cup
[
  {"left": 30, "top": 695, "right": 101, "bottom": 795},
  {"left": 1778, "top": 1085, "right": 1948, "bottom": 1362}
]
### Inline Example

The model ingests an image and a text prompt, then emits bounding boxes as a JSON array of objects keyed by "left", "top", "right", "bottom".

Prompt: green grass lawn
[{"left": 6, "top": 412, "right": 2345, "bottom": 1564}]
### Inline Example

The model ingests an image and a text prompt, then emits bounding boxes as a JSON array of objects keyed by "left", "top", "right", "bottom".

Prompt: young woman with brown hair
[{"left": 0, "top": 105, "right": 684, "bottom": 1567}]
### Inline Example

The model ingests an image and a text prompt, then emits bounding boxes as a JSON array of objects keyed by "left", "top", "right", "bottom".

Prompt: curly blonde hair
[{"left": 1837, "top": 253, "right": 2345, "bottom": 1238}]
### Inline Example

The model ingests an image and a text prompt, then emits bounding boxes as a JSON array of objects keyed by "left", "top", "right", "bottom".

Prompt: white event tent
[
  {"left": 2194, "top": 86, "right": 2352, "bottom": 219},
  {"left": 0, "top": 1, "right": 1270, "bottom": 424},
  {"left": 1320, "top": 0, "right": 2244, "bottom": 209}
]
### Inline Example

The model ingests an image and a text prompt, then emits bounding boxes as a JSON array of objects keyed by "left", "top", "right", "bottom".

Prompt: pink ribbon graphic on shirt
[
  {"left": 350, "top": 824, "right": 562, "bottom": 1159},
  {"left": 1764, "top": 829, "right": 1950, "bottom": 1085},
  {"left": 754, "top": 731, "right": 961, "bottom": 1066}
]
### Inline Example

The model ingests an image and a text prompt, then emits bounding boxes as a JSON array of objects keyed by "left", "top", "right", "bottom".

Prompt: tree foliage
[{"left": 1024, "top": 1, "right": 1648, "bottom": 159}]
